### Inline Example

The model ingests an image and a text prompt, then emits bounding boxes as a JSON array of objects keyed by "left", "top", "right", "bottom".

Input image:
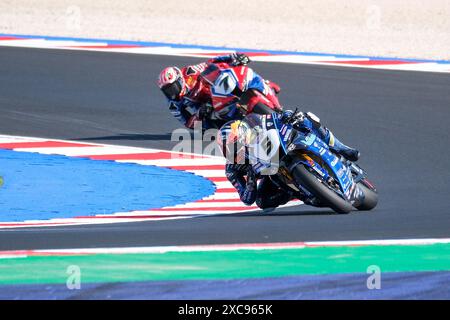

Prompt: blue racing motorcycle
[{"left": 239, "top": 112, "right": 378, "bottom": 214}]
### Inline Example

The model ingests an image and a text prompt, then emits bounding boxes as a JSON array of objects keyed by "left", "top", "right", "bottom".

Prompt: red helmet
[{"left": 157, "top": 67, "right": 186, "bottom": 100}]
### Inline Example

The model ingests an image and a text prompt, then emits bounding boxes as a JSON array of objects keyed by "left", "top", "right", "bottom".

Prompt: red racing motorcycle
[{"left": 195, "top": 62, "right": 283, "bottom": 128}]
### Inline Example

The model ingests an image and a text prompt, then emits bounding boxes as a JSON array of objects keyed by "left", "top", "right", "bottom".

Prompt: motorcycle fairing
[{"left": 273, "top": 115, "right": 355, "bottom": 200}]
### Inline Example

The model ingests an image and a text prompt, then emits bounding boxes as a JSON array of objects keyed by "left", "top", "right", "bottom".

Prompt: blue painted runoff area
[{"left": 0, "top": 149, "right": 215, "bottom": 222}]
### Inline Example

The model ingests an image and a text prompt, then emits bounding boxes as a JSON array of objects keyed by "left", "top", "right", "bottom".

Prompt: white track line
[
  {"left": 0, "top": 238, "right": 449, "bottom": 258},
  {"left": 0, "top": 36, "right": 449, "bottom": 73}
]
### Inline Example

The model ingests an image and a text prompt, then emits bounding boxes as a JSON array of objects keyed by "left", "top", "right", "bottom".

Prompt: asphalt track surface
[{"left": 0, "top": 46, "right": 449, "bottom": 250}]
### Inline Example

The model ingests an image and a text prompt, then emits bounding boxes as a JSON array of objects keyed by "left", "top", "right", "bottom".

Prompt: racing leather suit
[
  {"left": 166, "top": 62, "right": 211, "bottom": 129},
  {"left": 166, "top": 54, "right": 280, "bottom": 129}
]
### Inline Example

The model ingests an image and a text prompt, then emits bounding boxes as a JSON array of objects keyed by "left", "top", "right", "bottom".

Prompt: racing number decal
[{"left": 212, "top": 70, "right": 238, "bottom": 97}]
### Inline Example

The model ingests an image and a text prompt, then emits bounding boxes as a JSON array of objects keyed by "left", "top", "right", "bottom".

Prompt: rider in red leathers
[{"left": 157, "top": 53, "right": 281, "bottom": 130}]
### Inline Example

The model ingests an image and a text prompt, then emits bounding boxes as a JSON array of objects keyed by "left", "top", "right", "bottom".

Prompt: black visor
[{"left": 162, "top": 80, "right": 182, "bottom": 100}]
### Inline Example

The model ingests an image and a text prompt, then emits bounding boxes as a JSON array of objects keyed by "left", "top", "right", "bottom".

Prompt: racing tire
[
  {"left": 355, "top": 182, "right": 378, "bottom": 211},
  {"left": 292, "top": 164, "right": 353, "bottom": 214},
  {"left": 252, "top": 102, "right": 276, "bottom": 115}
]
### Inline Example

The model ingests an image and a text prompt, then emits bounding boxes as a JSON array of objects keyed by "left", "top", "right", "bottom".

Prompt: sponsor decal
[
  {"left": 185, "top": 76, "right": 195, "bottom": 87},
  {"left": 283, "top": 129, "right": 292, "bottom": 142},
  {"left": 331, "top": 157, "right": 339, "bottom": 166},
  {"left": 319, "top": 147, "right": 326, "bottom": 156},
  {"left": 312, "top": 165, "right": 325, "bottom": 177}
]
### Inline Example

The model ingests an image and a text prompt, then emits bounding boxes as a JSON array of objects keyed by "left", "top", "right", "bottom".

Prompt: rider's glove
[
  {"left": 282, "top": 109, "right": 311, "bottom": 133},
  {"left": 231, "top": 53, "right": 251, "bottom": 66},
  {"left": 282, "top": 109, "right": 303, "bottom": 124}
]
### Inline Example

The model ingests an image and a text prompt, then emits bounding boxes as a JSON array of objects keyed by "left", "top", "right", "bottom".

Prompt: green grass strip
[{"left": 0, "top": 244, "right": 449, "bottom": 285}]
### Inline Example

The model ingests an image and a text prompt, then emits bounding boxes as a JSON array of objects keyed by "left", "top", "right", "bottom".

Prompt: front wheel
[
  {"left": 354, "top": 181, "right": 378, "bottom": 211},
  {"left": 292, "top": 165, "right": 353, "bottom": 214}
]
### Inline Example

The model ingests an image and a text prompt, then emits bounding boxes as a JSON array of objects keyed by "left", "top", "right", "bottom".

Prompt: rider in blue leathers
[{"left": 219, "top": 110, "right": 360, "bottom": 210}]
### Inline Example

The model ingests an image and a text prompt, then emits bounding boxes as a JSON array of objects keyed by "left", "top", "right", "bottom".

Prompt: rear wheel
[
  {"left": 240, "top": 90, "right": 279, "bottom": 115},
  {"left": 292, "top": 165, "right": 353, "bottom": 214},
  {"left": 252, "top": 102, "right": 276, "bottom": 115}
]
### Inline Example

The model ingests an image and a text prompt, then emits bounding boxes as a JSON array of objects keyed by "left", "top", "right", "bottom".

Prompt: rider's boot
[
  {"left": 318, "top": 127, "right": 360, "bottom": 162},
  {"left": 256, "top": 177, "right": 293, "bottom": 212},
  {"left": 256, "top": 190, "right": 291, "bottom": 211}
]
